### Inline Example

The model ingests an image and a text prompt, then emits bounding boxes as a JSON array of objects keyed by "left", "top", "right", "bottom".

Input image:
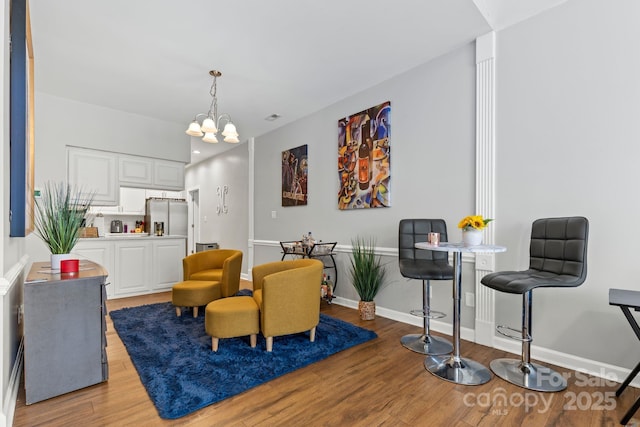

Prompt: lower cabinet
[
  {"left": 75, "top": 237, "right": 185, "bottom": 299},
  {"left": 152, "top": 239, "right": 186, "bottom": 291},
  {"left": 114, "top": 240, "right": 152, "bottom": 296},
  {"left": 73, "top": 240, "right": 115, "bottom": 298}
]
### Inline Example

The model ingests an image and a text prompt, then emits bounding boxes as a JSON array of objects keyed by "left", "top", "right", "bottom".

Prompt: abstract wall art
[
  {"left": 338, "top": 101, "right": 390, "bottom": 210},
  {"left": 282, "top": 144, "right": 308, "bottom": 206}
]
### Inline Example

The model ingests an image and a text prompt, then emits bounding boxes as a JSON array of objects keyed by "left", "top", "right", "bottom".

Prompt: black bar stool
[
  {"left": 398, "top": 219, "right": 453, "bottom": 355},
  {"left": 481, "top": 216, "right": 589, "bottom": 392}
]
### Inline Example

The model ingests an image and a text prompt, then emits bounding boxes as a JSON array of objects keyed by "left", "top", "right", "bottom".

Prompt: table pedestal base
[
  {"left": 490, "top": 358, "right": 567, "bottom": 392},
  {"left": 401, "top": 334, "right": 453, "bottom": 355},
  {"left": 424, "top": 355, "right": 491, "bottom": 385}
]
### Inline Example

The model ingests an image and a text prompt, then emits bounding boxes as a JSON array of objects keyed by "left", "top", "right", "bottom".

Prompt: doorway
[{"left": 187, "top": 188, "right": 200, "bottom": 254}]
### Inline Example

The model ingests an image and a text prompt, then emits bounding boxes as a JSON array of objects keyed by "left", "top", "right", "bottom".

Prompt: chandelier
[{"left": 185, "top": 70, "right": 240, "bottom": 143}]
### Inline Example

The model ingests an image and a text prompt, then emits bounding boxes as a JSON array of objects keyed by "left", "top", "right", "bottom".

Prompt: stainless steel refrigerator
[{"left": 145, "top": 198, "right": 188, "bottom": 236}]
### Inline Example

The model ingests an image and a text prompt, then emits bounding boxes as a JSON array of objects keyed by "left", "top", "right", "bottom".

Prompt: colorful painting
[
  {"left": 282, "top": 144, "right": 308, "bottom": 206},
  {"left": 338, "top": 101, "right": 390, "bottom": 210}
]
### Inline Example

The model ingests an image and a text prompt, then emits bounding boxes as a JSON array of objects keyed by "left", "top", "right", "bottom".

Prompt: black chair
[
  {"left": 398, "top": 219, "right": 454, "bottom": 355},
  {"left": 481, "top": 216, "right": 589, "bottom": 392}
]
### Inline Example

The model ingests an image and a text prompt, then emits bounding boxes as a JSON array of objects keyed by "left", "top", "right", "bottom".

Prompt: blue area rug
[{"left": 109, "top": 301, "right": 377, "bottom": 419}]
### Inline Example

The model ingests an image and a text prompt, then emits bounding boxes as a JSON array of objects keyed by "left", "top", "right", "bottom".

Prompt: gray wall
[
  {"left": 253, "top": 44, "right": 478, "bottom": 328},
  {"left": 250, "top": 0, "right": 640, "bottom": 372},
  {"left": 495, "top": 0, "right": 640, "bottom": 369},
  {"left": 185, "top": 144, "right": 250, "bottom": 274}
]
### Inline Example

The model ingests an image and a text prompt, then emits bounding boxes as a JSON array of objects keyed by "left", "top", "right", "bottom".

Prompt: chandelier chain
[{"left": 207, "top": 74, "right": 218, "bottom": 120}]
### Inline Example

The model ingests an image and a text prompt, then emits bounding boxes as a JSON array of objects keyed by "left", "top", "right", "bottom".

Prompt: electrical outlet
[
  {"left": 17, "top": 304, "right": 23, "bottom": 325},
  {"left": 465, "top": 292, "right": 475, "bottom": 307},
  {"left": 271, "top": 211, "right": 277, "bottom": 219}
]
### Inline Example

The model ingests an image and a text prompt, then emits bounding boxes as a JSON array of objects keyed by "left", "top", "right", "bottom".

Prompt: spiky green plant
[
  {"left": 349, "top": 236, "right": 387, "bottom": 302},
  {"left": 33, "top": 182, "right": 94, "bottom": 254}
]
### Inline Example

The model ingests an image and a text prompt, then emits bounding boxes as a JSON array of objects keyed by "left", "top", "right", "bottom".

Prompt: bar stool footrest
[
  {"left": 496, "top": 324, "right": 532, "bottom": 342},
  {"left": 410, "top": 308, "right": 446, "bottom": 320}
]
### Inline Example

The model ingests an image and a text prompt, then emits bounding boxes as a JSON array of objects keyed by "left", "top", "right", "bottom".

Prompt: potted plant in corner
[
  {"left": 33, "top": 182, "right": 94, "bottom": 270},
  {"left": 349, "top": 236, "right": 387, "bottom": 320}
]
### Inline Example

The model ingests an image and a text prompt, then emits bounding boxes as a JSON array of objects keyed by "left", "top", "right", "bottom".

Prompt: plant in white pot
[
  {"left": 349, "top": 236, "right": 387, "bottom": 320},
  {"left": 33, "top": 182, "right": 94, "bottom": 270}
]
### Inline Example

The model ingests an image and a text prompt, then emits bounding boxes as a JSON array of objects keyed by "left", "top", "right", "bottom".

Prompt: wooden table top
[{"left": 26, "top": 260, "right": 108, "bottom": 284}]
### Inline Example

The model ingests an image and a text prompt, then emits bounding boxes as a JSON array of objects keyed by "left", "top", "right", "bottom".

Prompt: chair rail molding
[{"left": 474, "top": 31, "right": 497, "bottom": 346}]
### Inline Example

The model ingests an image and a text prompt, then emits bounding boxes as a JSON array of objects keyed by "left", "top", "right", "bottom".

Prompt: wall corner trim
[{"left": 476, "top": 31, "right": 496, "bottom": 63}]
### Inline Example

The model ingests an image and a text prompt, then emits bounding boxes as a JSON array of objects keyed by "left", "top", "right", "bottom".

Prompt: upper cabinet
[
  {"left": 68, "top": 147, "right": 119, "bottom": 205},
  {"left": 119, "top": 155, "right": 184, "bottom": 191},
  {"left": 119, "top": 155, "right": 153, "bottom": 187},
  {"left": 153, "top": 160, "right": 185, "bottom": 190},
  {"left": 67, "top": 147, "right": 186, "bottom": 206},
  {"left": 119, "top": 187, "right": 146, "bottom": 213}
]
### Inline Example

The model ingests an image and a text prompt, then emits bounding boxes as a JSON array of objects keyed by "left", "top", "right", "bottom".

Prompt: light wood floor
[{"left": 13, "top": 282, "right": 639, "bottom": 426}]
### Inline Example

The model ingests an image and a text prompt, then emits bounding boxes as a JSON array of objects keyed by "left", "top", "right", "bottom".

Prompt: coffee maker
[
  {"left": 154, "top": 222, "right": 164, "bottom": 236},
  {"left": 110, "top": 219, "right": 123, "bottom": 233}
]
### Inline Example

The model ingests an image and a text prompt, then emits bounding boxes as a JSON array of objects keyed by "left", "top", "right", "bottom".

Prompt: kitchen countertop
[{"left": 79, "top": 234, "right": 187, "bottom": 241}]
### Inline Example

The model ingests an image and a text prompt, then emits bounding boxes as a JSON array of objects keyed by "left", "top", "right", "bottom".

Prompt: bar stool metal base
[
  {"left": 424, "top": 355, "right": 492, "bottom": 385},
  {"left": 401, "top": 333, "right": 453, "bottom": 355},
  {"left": 490, "top": 358, "right": 567, "bottom": 392}
]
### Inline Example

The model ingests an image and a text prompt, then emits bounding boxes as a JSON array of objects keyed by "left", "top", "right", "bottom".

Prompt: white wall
[
  {"left": 495, "top": 0, "right": 640, "bottom": 369},
  {"left": 26, "top": 92, "right": 192, "bottom": 260},
  {"left": 185, "top": 144, "right": 249, "bottom": 274},
  {"left": 32, "top": 92, "right": 190, "bottom": 186},
  {"left": 253, "top": 44, "right": 478, "bottom": 327}
]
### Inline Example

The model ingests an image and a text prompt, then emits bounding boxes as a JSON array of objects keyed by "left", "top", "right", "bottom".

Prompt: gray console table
[{"left": 24, "top": 261, "right": 109, "bottom": 404}]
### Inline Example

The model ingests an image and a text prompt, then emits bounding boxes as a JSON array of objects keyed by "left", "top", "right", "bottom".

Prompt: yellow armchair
[
  {"left": 252, "top": 259, "right": 324, "bottom": 351},
  {"left": 182, "top": 249, "right": 243, "bottom": 297}
]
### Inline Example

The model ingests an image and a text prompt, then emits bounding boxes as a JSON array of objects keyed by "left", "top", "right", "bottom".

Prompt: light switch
[
  {"left": 465, "top": 292, "right": 475, "bottom": 307},
  {"left": 271, "top": 211, "right": 277, "bottom": 219}
]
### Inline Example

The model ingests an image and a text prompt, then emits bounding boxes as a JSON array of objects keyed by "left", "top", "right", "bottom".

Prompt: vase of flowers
[{"left": 458, "top": 215, "right": 493, "bottom": 247}]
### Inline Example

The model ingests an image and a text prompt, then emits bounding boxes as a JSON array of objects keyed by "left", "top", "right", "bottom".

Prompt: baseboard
[
  {"left": 331, "top": 296, "right": 638, "bottom": 388},
  {"left": 1, "top": 338, "right": 23, "bottom": 427},
  {"left": 331, "top": 297, "right": 476, "bottom": 343}
]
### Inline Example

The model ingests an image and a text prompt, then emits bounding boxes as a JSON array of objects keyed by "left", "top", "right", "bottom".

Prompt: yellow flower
[
  {"left": 458, "top": 216, "right": 472, "bottom": 229},
  {"left": 458, "top": 215, "right": 493, "bottom": 231}
]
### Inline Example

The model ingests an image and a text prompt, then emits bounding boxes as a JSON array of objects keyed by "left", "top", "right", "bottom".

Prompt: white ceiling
[{"left": 28, "top": 0, "right": 565, "bottom": 165}]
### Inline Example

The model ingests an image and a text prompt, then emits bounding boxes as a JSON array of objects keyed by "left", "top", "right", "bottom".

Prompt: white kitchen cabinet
[
  {"left": 67, "top": 147, "right": 118, "bottom": 205},
  {"left": 153, "top": 159, "right": 185, "bottom": 190},
  {"left": 75, "top": 236, "right": 186, "bottom": 299},
  {"left": 68, "top": 148, "right": 185, "bottom": 200},
  {"left": 74, "top": 240, "right": 115, "bottom": 298},
  {"left": 114, "top": 240, "right": 151, "bottom": 296},
  {"left": 119, "top": 187, "right": 146, "bottom": 213},
  {"left": 151, "top": 239, "right": 186, "bottom": 291},
  {"left": 119, "top": 155, "right": 153, "bottom": 187},
  {"left": 120, "top": 156, "right": 184, "bottom": 191}
]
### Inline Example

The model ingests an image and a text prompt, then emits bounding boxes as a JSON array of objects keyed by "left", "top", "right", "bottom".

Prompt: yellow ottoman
[
  {"left": 205, "top": 296, "right": 259, "bottom": 352},
  {"left": 172, "top": 280, "right": 221, "bottom": 318}
]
